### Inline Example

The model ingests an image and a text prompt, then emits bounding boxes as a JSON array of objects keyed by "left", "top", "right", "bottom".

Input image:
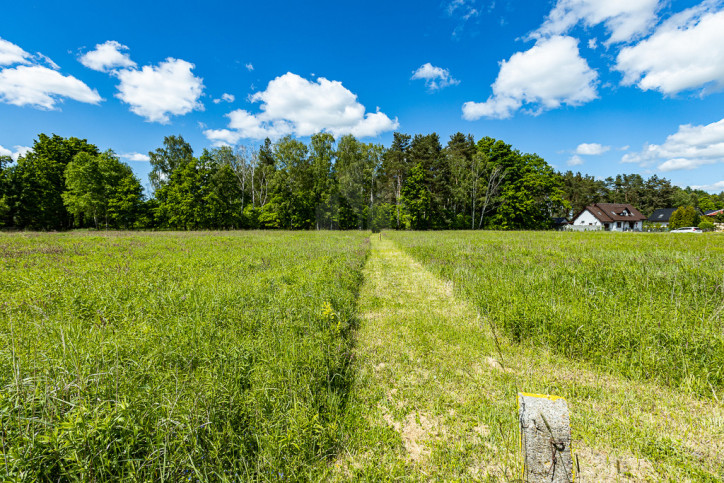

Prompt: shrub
[
  {"left": 669, "top": 206, "right": 699, "bottom": 229},
  {"left": 699, "top": 220, "right": 715, "bottom": 231}
]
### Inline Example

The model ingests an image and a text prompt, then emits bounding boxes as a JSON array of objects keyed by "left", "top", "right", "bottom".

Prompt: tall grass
[
  {"left": 389, "top": 231, "right": 724, "bottom": 397},
  {"left": 0, "top": 231, "right": 368, "bottom": 481}
]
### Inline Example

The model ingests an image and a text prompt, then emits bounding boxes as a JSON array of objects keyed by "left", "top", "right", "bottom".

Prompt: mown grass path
[{"left": 331, "top": 236, "right": 724, "bottom": 481}]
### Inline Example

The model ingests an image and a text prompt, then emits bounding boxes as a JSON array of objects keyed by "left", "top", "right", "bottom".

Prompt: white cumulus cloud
[
  {"left": 0, "top": 37, "right": 30, "bottom": 66},
  {"left": 204, "top": 72, "right": 398, "bottom": 144},
  {"left": 533, "top": 0, "right": 660, "bottom": 45},
  {"left": 0, "top": 144, "right": 32, "bottom": 161},
  {"left": 115, "top": 58, "right": 204, "bottom": 123},
  {"left": 616, "top": 4, "right": 724, "bottom": 96},
  {"left": 245, "top": 63, "right": 254, "bottom": 71},
  {"left": 79, "top": 41, "right": 136, "bottom": 72},
  {"left": 462, "top": 36, "right": 597, "bottom": 120},
  {"left": 78, "top": 41, "right": 205, "bottom": 123},
  {"left": 0, "top": 38, "right": 101, "bottom": 110},
  {"left": 213, "top": 93, "right": 235, "bottom": 104},
  {"left": 622, "top": 117, "right": 724, "bottom": 171},
  {"left": 411, "top": 63, "right": 460, "bottom": 91},
  {"left": 120, "top": 152, "right": 150, "bottom": 162},
  {"left": 567, "top": 154, "right": 584, "bottom": 166},
  {"left": 0, "top": 65, "right": 102, "bottom": 109},
  {"left": 576, "top": 142, "right": 610, "bottom": 155}
]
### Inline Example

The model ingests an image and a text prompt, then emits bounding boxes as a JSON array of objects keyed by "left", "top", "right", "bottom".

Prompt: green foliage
[
  {"left": 379, "top": 133, "right": 412, "bottom": 230},
  {"left": 205, "top": 162, "right": 242, "bottom": 228},
  {"left": 270, "top": 136, "right": 313, "bottom": 229},
  {"left": 559, "top": 172, "right": 679, "bottom": 217},
  {"left": 153, "top": 145, "right": 253, "bottom": 229},
  {"left": 698, "top": 220, "right": 715, "bottom": 231},
  {"left": 475, "top": 137, "right": 566, "bottom": 229},
  {"left": 390, "top": 230, "right": 724, "bottom": 398},
  {"left": 0, "top": 197, "right": 8, "bottom": 228},
  {"left": 0, "top": 155, "right": 9, "bottom": 227},
  {"left": 401, "top": 163, "right": 432, "bottom": 229},
  {"left": 155, "top": 159, "right": 206, "bottom": 229},
  {"left": 0, "top": 231, "right": 369, "bottom": 480},
  {"left": 669, "top": 205, "right": 700, "bottom": 229},
  {"left": 335, "top": 135, "right": 383, "bottom": 230},
  {"left": 309, "top": 133, "right": 336, "bottom": 229},
  {"left": 672, "top": 187, "right": 698, "bottom": 209},
  {"left": 63, "top": 151, "right": 144, "bottom": 229},
  {"left": 492, "top": 153, "right": 566, "bottom": 229},
  {"left": 408, "top": 133, "right": 447, "bottom": 227},
  {"left": 368, "top": 202, "right": 396, "bottom": 231},
  {"left": 9, "top": 134, "right": 99, "bottom": 229},
  {"left": 148, "top": 134, "right": 194, "bottom": 192},
  {"left": 444, "top": 133, "right": 477, "bottom": 229},
  {"left": 10, "top": 130, "right": 719, "bottom": 232}
]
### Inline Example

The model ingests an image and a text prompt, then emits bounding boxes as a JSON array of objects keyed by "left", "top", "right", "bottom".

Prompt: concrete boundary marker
[{"left": 518, "top": 392, "right": 574, "bottom": 482}]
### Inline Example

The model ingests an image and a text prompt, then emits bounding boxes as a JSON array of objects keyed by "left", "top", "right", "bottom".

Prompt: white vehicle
[{"left": 670, "top": 227, "right": 703, "bottom": 233}]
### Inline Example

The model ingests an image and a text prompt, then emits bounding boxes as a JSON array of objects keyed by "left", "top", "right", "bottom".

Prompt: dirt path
[{"left": 330, "top": 236, "right": 723, "bottom": 481}]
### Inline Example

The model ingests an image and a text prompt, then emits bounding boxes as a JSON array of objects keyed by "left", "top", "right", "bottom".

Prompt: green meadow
[
  {"left": 1, "top": 230, "right": 723, "bottom": 481},
  {"left": 0, "top": 232, "right": 368, "bottom": 481},
  {"left": 388, "top": 231, "right": 724, "bottom": 397}
]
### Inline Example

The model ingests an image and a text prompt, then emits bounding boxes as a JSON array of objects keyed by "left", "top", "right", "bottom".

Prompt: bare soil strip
[{"left": 331, "top": 236, "right": 724, "bottom": 481}]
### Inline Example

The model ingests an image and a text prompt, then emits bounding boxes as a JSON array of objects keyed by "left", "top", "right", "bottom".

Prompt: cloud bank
[
  {"left": 532, "top": 0, "right": 660, "bottom": 45},
  {"left": 622, "top": 117, "right": 724, "bottom": 171},
  {"left": 616, "top": 5, "right": 724, "bottom": 96}
]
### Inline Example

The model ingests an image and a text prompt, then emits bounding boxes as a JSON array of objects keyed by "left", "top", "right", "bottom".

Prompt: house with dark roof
[
  {"left": 552, "top": 217, "right": 569, "bottom": 230},
  {"left": 705, "top": 209, "right": 724, "bottom": 217},
  {"left": 647, "top": 208, "right": 677, "bottom": 227},
  {"left": 649, "top": 207, "right": 708, "bottom": 226},
  {"left": 570, "top": 203, "right": 647, "bottom": 231}
]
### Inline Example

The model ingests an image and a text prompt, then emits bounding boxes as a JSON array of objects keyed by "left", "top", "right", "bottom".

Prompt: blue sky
[{"left": 2, "top": 0, "right": 724, "bottom": 193}]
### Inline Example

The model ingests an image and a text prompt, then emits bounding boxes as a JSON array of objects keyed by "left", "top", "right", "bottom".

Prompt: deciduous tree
[
  {"left": 63, "top": 151, "right": 144, "bottom": 229},
  {"left": 149, "top": 135, "right": 193, "bottom": 192},
  {"left": 11, "top": 134, "right": 99, "bottom": 229}
]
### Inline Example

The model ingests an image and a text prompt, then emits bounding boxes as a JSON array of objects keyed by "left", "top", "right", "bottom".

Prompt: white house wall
[
  {"left": 608, "top": 220, "right": 643, "bottom": 232},
  {"left": 572, "top": 209, "right": 602, "bottom": 227}
]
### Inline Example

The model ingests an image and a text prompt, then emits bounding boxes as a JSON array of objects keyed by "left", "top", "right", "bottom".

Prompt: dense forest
[{"left": 1, "top": 133, "right": 722, "bottom": 231}]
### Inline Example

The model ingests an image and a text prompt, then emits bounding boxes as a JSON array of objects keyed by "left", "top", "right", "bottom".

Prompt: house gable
[
  {"left": 570, "top": 203, "right": 646, "bottom": 231},
  {"left": 577, "top": 203, "right": 647, "bottom": 223}
]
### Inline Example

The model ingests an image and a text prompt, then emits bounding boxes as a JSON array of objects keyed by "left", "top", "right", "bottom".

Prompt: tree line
[
  {"left": 1, "top": 133, "right": 722, "bottom": 231},
  {"left": 559, "top": 171, "right": 724, "bottom": 218}
]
